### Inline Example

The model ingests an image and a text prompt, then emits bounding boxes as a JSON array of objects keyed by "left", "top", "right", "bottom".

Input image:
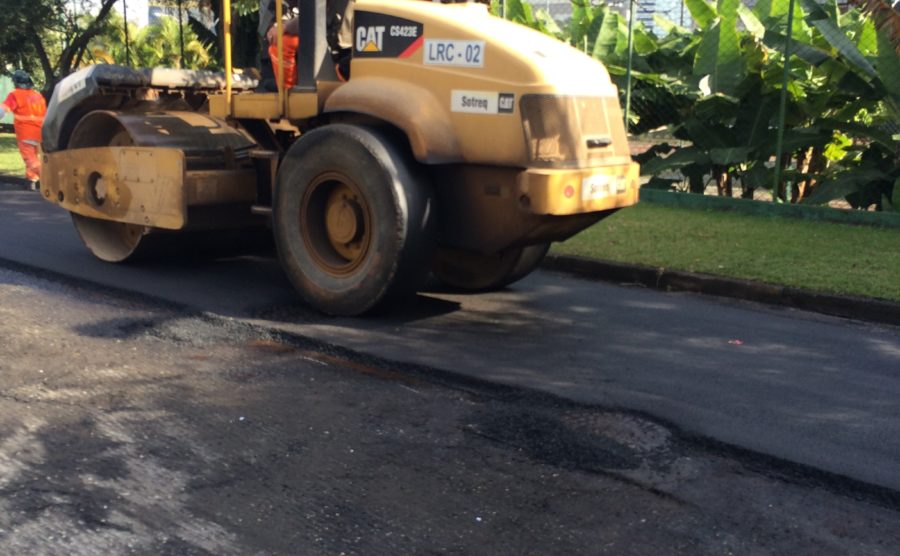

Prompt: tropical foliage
[
  {"left": 0, "top": 0, "right": 262, "bottom": 94},
  {"left": 498, "top": 0, "right": 899, "bottom": 210},
  {"left": 0, "top": 0, "right": 121, "bottom": 94},
  {"left": 87, "top": 12, "right": 214, "bottom": 69}
]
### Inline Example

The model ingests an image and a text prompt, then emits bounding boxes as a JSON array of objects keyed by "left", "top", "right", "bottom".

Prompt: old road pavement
[{"left": 2, "top": 184, "right": 900, "bottom": 495}]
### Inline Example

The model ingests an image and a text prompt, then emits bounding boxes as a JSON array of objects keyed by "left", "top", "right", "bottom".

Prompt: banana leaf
[
  {"left": 798, "top": 0, "right": 877, "bottom": 81},
  {"left": 693, "top": 93, "right": 739, "bottom": 122},
  {"left": 536, "top": 10, "right": 563, "bottom": 38},
  {"left": 640, "top": 146, "right": 712, "bottom": 175},
  {"left": 876, "top": 28, "right": 900, "bottom": 108},
  {"left": 752, "top": 0, "right": 789, "bottom": 27},
  {"left": 592, "top": 11, "right": 620, "bottom": 59},
  {"left": 693, "top": 0, "right": 745, "bottom": 97},
  {"left": 756, "top": 128, "right": 833, "bottom": 157},
  {"left": 819, "top": 118, "right": 897, "bottom": 149},
  {"left": 633, "top": 27, "right": 659, "bottom": 57},
  {"left": 681, "top": 117, "right": 735, "bottom": 150},
  {"left": 568, "top": 0, "right": 595, "bottom": 43},
  {"left": 634, "top": 142, "right": 674, "bottom": 164},
  {"left": 737, "top": 3, "right": 765, "bottom": 39},
  {"left": 855, "top": 17, "right": 878, "bottom": 56},
  {"left": 733, "top": 93, "right": 779, "bottom": 148},
  {"left": 653, "top": 15, "right": 690, "bottom": 38},
  {"left": 504, "top": 0, "right": 529, "bottom": 22},
  {"left": 710, "top": 146, "right": 753, "bottom": 165},
  {"left": 762, "top": 30, "right": 831, "bottom": 66},
  {"left": 802, "top": 168, "right": 889, "bottom": 205},
  {"left": 685, "top": 0, "right": 718, "bottom": 28}
]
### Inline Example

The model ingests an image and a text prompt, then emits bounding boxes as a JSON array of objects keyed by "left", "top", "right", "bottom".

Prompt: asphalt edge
[{"left": 543, "top": 254, "right": 900, "bottom": 327}]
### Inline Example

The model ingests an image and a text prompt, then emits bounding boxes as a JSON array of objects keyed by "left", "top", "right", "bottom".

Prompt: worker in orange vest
[{"left": 0, "top": 70, "right": 47, "bottom": 191}]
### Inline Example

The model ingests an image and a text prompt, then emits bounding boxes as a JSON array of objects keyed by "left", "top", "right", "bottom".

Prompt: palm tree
[
  {"left": 87, "top": 12, "right": 212, "bottom": 69},
  {"left": 136, "top": 16, "right": 212, "bottom": 69}
]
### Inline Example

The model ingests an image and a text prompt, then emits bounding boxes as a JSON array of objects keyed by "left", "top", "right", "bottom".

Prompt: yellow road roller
[{"left": 40, "top": 0, "right": 639, "bottom": 316}]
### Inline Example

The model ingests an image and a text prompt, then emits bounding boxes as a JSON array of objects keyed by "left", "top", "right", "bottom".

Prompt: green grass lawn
[
  {"left": 552, "top": 203, "right": 900, "bottom": 302},
  {"left": 0, "top": 133, "right": 24, "bottom": 176}
]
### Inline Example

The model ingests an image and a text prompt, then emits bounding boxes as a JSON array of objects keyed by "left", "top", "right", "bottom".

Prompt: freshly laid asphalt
[
  {"left": 4, "top": 265, "right": 900, "bottom": 555},
  {"left": 2, "top": 177, "right": 900, "bottom": 494}
]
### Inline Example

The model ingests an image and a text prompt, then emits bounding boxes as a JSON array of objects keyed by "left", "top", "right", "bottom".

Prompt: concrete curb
[{"left": 543, "top": 254, "right": 900, "bottom": 327}]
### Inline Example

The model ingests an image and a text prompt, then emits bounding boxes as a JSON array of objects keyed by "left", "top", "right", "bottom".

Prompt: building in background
[
  {"left": 89, "top": 0, "right": 216, "bottom": 33},
  {"left": 526, "top": 0, "right": 575, "bottom": 24},
  {"left": 523, "top": 0, "right": 696, "bottom": 37},
  {"left": 147, "top": 0, "right": 217, "bottom": 34},
  {"left": 523, "top": 0, "right": 874, "bottom": 36},
  {"left": 113, "top": 0, "right": 150, "bottom": 28}
]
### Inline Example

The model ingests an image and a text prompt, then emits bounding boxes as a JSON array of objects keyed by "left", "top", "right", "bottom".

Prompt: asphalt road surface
[
  {"left": 2, "top": 182, "right": 899, "bottom": 498},
  {"left": 2, "top": 265, "right": 900, "bottom": 554}
]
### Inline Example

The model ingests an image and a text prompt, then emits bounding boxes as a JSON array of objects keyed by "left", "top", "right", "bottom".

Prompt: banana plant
[
  {"left": 492, "top": 0, "right": 561, "bottom": 36},
  {"left": 605, "top": 0, "right": 894, "bottom": 207},
  {"left": 786, "top": 3, "right": 899, "bottom": 208},
  {"left": 502, "top": 0, "right": 897, "bottom": 206}
]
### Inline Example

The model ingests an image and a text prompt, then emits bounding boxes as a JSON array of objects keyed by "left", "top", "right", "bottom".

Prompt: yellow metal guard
[
  {"left": 276, "top": 0, "right": 284, "bottom": 111},
  {"left": 42, "top": 147, "right": 188, "bottom": 230},
  {"left": 223, "top": 0, "right": 232, "bottom": 108}
]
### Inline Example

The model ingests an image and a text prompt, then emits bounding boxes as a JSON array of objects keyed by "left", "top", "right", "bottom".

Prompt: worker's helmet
[{"left": 11, "top": 70, "right": 33, "bottom": 88}]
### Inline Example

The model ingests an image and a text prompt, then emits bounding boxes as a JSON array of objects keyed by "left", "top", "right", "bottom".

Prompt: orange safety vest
[{"left": 2, "top": 88, "right": 47, "bottom": 142}]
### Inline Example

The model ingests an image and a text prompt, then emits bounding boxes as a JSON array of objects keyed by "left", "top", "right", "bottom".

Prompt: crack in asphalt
[{"left": 0, "top": 392, "right": 86, "bottom": 408}]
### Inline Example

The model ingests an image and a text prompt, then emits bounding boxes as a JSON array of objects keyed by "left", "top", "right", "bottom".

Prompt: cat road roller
[{"left": 40, "top": 0, "right": 639, "bottom": 316}]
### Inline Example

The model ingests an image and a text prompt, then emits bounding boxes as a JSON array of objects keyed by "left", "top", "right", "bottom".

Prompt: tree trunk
[
  {"left": 34, "top": 0, "right": 120, "bottom": 95},
  {"left": 776, "top": 155, "right": 790, "bottom": 202},
  {"left": 793, "top": 147, "right": 815, "bottom": 203},
  {"left": 740, "top": 164, "right": 755, "bottom": 199},
  {"left": 799, "top": 146, "right": 827, "bottom": 203},
  {"left": 715, "top": 166, "right": 732, "bottom": 197},
  {"left": 29, "top": 25, "right": 55, "bottom": 98}
]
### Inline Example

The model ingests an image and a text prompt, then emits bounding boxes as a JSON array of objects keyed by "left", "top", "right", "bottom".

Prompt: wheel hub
[
  {"left": 325, "top": 187, "right": 364, "bottom": 246},
  {"left": 300, "top": 175, "right": 371, "bottom": 276}
]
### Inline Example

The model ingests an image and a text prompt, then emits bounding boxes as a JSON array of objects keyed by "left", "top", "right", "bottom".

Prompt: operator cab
[{"left": 211, "top": 0, "right": 345, "bottom": 122}]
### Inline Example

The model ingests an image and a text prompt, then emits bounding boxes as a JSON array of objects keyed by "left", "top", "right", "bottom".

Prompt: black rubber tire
[
  {"left": 273, "top": 124, "right": 435, "bottom": 316},
  {"left": 432, "top": 242, "right": 551, "bottom": 292}
]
